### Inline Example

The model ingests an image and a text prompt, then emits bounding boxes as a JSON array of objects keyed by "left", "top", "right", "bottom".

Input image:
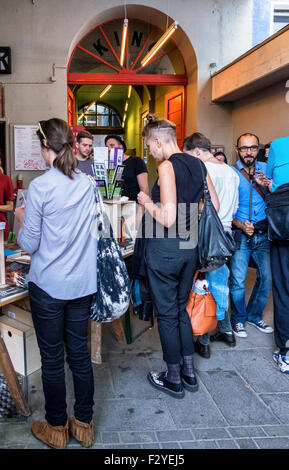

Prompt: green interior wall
[
  {"left": 145, "top": 84, "right": 179, "bottom": 190},
  {"left": 123, "top": 90, "right": 142, "bottom": 156}
]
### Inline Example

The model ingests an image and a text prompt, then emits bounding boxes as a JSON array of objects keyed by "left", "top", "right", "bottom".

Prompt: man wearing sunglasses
[{"left": 230, "top": 133, "right": 273, "bottom": 338}]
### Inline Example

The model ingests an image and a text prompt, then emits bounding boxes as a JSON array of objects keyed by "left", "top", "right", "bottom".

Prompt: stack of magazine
[{"left": 92, "top": 147, "right": 125, "bottom": 199}]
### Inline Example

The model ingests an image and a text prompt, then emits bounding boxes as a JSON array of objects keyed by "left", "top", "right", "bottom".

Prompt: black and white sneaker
[
  {"left": 247, "top": 320, "right": 273, "bottom": 334},
  {"left": 232, "top": 322, "right": 248, "bottom": 338},
  {"left": 147, "top": 371, "right": 185, "bottom": 399},
  {"left": 273, "top": 351, "right": 289, "bottom": 374}
]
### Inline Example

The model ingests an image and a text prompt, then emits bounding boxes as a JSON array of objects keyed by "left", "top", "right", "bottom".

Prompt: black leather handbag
[
  {"left": 197, "top": 160, "right": 236, "bottom": 272},
  {"left": 265, "top": 184, "right": 289, "bottom": 242}
]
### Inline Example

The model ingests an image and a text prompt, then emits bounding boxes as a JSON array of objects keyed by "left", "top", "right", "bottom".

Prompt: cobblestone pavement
[{"left": 1, "top": 270, "right": 289, "bottom": 450}]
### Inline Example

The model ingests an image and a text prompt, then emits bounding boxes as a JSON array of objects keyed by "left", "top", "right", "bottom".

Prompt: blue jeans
[
  {"left": 229, "top": 232, "right": 272, "bottom": 326},
  {"left": 29, "top": 282, "right": 95, "bottom": 427},
  {"left": 198, "top": 264, "right": 232, "bottom": 346}
]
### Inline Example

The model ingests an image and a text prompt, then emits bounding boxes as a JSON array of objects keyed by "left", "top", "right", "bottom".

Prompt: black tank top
[{"left": 150, "top": 153, "right": 206, "bottom": 238}]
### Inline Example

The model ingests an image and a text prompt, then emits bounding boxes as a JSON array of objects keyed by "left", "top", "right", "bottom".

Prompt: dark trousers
[
  {"left": 146, "top": 238, "right": 197, "bottom": 364},
  {"left": 29, "top": 282, "right": 94, "bottom": 426},
  {"left": 270, "top": 244, "right": 289, "bottom": 355}
]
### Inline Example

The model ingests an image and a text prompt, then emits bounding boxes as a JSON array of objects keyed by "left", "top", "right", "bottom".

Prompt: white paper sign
[
  {"left": 14, "top": 125, "right": 46, "bottom": 170},
  {"left": 93, "top": 146, "right": 109, "bottom": 169}
]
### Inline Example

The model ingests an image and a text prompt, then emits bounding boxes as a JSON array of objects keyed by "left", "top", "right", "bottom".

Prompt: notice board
[{"left": 14, "top": 125, "right": 46, "bottom": 171}]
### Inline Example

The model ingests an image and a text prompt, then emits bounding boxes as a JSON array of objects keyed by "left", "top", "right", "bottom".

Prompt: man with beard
[{"left": 230, "top": 133, "right": 273, "bottom": 338}]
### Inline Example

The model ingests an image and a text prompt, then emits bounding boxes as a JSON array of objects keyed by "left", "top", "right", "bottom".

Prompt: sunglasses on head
[{"left": 38, "top": 121, "right": 47, "bottom": 141}]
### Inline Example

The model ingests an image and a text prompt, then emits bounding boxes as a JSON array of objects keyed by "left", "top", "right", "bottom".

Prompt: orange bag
[{"left": 186, "top": 272, "right": 217, "bottom": 336}]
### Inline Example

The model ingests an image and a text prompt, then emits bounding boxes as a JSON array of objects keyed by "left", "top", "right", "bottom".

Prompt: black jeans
[
  {"left": 146, "top": 238, "right": 197, "bottom": 364},
  {"left": 29, "top": 282, "right": 94, "bottom": 426},
  {"left": 270, "top": 244, "right": 289, "bottom": 355}
]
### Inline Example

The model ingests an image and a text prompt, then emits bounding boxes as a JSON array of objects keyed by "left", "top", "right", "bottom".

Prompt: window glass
[{"left": 77, "top": 102, "right": 121, "bottom": 128}]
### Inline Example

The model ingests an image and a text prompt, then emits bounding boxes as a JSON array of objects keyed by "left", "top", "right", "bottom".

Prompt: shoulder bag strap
[
  {"left": 197, "top": 159, "right": 211, "bottom": 203},
  {"left": 87, "top": 175, "right": 105, "bottom": 240},
  {"left": 234, "top": 164, "right": 266, "bottom": 201}
]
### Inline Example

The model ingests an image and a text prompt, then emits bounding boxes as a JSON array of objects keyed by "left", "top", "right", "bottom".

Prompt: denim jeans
[
  {"left": 198, "top": 264, "right": 232, "bottom": 346},
  {"left": 29, "top": 282, "right": 94, "bottom": 426},
  {"left": 229, "top": 232, "right": 272, "bottom": 326}
]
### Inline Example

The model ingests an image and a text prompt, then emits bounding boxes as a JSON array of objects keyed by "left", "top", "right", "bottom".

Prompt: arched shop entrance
[{"left": 67, "top": 14, "right": 194, "bottom": 187}]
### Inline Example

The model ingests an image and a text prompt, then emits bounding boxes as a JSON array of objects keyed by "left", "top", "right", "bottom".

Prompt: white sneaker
[
  {"left": 247, "top": 320, "right": 273, "bottom": 334},
  {"left": 232, "top": 323, "right": 248, "bottom": 338},
  {"left": 273, "top": 351, "right": 289, "bottom": 374}
]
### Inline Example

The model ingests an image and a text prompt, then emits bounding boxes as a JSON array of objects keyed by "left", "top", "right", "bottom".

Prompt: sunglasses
[{"left": 38, "top": 121, "right": 47, "bottom": 141}]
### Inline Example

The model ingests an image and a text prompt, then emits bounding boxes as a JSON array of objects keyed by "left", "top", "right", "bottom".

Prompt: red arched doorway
[{"left": 67, "top": 17, "right": 187, "bottom": 145}]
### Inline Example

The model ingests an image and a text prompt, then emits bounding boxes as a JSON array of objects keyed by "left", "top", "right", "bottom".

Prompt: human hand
[
  {"left": 137, "top": 191, "right": 152, "bottom": 207},
  {"left": 14, "top": 207, "right": 25, "bottom": 228},
  {"left": 255, "top": 171, "right": 272, "bottom": 188},
  {"left": 241, "top": 220, "right": 255, "bottom": 236}
]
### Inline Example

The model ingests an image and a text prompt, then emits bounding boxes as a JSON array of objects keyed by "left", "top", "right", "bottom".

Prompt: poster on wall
[
  {"left": 14, "top": 125, "right": 46, "bottom": 171},
  {"left": 71, "top": 125, "right": 85, "bottom": 154},
  {"left": 211, "top": 145, "right": 225, "bottom": 155}
]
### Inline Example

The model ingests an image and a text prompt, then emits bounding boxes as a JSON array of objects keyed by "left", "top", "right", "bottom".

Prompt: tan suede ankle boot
[
  {"left": 31, "top": 420, "right": 69, "bottom": 449},
  {"left": 68, "top": 418, "right": 94, "bottom": 448}
]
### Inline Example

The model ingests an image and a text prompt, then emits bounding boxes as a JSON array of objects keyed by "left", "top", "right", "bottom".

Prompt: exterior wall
[
  {"left": 232, "top": 79, "right": 289, "bottom": 153},
  {"left": 212, "top": 26, "right": 289, "bottom": 103},
  {"left": 0, "top": 0, "right": 253, "bottom": 187},
  {"left": 252, "top": 0, "right": 272, "bottom": 46}
]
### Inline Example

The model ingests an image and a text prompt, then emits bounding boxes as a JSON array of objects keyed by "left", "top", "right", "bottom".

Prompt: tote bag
[
  {"left": 88, "top": 177, "right": 131, "bottom": 322},
  {"left": 186, "top": 272, "right": 217, "bottom": 336}
]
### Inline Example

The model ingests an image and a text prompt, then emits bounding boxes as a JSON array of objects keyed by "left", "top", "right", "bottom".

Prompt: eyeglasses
[
  {"left": 238, "top": 145, "right": 259, "bottom": 153},
  {"left": 38, "top": 121, "right": 47, "bottom": 141}
]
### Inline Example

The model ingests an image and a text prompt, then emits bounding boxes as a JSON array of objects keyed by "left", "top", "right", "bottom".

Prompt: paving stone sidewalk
[{"left": 1, "top": 270, "right": 289, "bottom": 450}]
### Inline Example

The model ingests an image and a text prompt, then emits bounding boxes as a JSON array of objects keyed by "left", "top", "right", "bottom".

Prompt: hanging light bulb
[
  {"left": 141, "top": 21, "right": 178, "bottom": 67},
  {"left": 99, "top": 84, "right": 112, "bottom": 98},
  {"left": 120, "top": 19, "right": 129, "bottom": 66}
]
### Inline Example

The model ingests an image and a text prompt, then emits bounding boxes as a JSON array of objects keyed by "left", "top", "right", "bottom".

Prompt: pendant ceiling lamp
[
  {"left": 99, "top": 84, "right": 112, "bottom": 98},
  {"left": 141, "top": 21, "right": 178, "bottom": 67},
  {"left": 120, "top": 18, "right": 128, "bottom": 66}
]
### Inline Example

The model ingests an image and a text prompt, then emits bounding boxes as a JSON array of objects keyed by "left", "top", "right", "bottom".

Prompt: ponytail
[
  {"left": 53, "top": 142, "right": 77, "bottom": 179},
  {"left": 37, "top": 118, "right": 77, "bottom": 179}
]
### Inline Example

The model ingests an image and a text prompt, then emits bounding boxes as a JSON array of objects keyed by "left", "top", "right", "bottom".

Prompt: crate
[
  {"left": 2, "top": 304, "right": 33, "bottom": 327},
  {"left": 0, "top": 315, "right": 41, "bottom": 376}
]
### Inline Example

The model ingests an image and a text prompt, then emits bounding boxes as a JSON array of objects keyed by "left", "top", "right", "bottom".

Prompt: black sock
[
  {"left": 182, "top": 355, "right": 195, "bottom": 378},
  {"left": 166, "top": 363, "right": 181, "bottom": 384}
]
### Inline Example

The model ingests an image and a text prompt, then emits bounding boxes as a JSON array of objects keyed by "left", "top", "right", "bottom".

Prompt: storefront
[{"left": 0, "top": 0, "right": 253, "bottom": 188}]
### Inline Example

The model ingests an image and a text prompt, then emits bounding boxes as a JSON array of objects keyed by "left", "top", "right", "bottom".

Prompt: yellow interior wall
[
  {"left": 146, "top": 85, "right": 179, "bottom": 190},
  {"left": 124, "top": 94, "right": 141, "bottom": 156},
  {"left": 154, "top": 85, "right": 178, "bottom": 117}
]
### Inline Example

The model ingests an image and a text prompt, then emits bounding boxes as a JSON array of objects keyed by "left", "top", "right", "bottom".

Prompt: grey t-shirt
[{"left": 77, "top": 157, "right": 94, "bottom": 177}]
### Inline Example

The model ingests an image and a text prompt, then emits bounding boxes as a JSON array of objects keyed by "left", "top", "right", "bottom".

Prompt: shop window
[{"left": 77, "top": 102, "right": 121, "bottom": 128}]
